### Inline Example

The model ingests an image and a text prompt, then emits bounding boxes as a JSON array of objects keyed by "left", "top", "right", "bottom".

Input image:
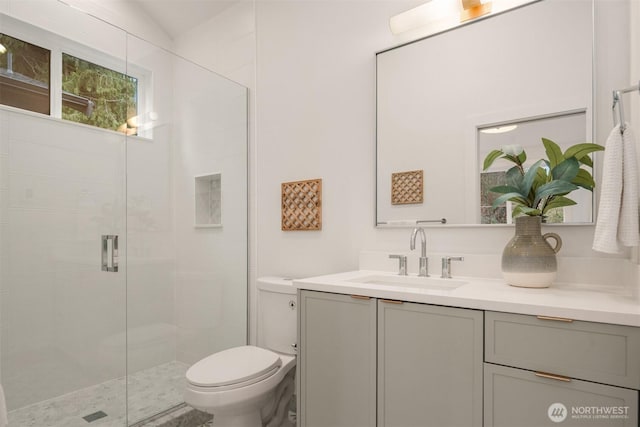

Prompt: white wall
[
  {"left": 60, "top": 0, "right": 173, "bottom": 49},
  {"left": 254, "top": 0, "right": 636, "bottom": 299},
  {"left": 255, "top": 0, "right": 406, "bottom": 279},
  {"left": 173, "top": 2, "right": 255, "bottom": 89}
]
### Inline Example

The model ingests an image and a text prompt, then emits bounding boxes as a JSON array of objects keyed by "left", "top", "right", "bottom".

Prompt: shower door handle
[{"left": 101, "top": 235, "right": 119, "bottom": 272}]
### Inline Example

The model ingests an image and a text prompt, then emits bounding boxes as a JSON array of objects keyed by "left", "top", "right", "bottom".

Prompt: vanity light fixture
[
  {"left": 460, "top": 0, "right": 493, "bottom": 22},
  {"left": 389, "top": 0, "right": 535, "bottom": 35},
  {"left": 389, "top": 0, "right": 450, "bottom": 35},
  {"left": 479, "top": 124, "right": 518, "bottom": 134},
  {"left": 0, "top": 44, "right": 6, "bottom": 54}
]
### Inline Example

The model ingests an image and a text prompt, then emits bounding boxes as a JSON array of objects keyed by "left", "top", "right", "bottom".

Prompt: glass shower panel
[
  {"left": 125, "top": 33, "right": 248, "bottom": 423},
  {"left": 168, "top": 45, "right": 248, "bottom": 366},
  {"left": 0, "top": 5, "right": 128, "bottom": 426},
  {"left": 123, "top": 35, "right": 181, "bottom": 424}
]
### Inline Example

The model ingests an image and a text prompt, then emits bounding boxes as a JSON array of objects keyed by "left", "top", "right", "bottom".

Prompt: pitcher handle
[{"left": 543, "top": 232, "right": 562, "bottom": 253}]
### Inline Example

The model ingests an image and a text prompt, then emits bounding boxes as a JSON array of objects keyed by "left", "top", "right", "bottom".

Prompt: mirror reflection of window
[
  {"left": 477, "top": 111, "right": 589, "bottom": 224},
  {"left": 479, "top": 171, "right": 507, "bottom": 224}
]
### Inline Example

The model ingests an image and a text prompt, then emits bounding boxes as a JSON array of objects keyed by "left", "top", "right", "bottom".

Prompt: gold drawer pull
[
  {"left": 381, "top": 299, "right": 404, "bottom": 304},
  {"left": 350, "top": 295, "right": 371, "bottom": 300},
  {"left": 536, "top": 315, "right": 574, "bottom": 323},
  {"left": 535, "top": 371, "right": 572, "bottom": 382}
]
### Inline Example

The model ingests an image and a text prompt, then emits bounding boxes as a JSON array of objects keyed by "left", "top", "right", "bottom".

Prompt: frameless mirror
[{"left": 376, "top": 0, "right": 594, "bottom": 226}]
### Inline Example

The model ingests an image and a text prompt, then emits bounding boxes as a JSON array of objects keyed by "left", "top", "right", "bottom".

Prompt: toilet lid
[{"left": 186, "top": 345, "right": 282, "bottom": 387}]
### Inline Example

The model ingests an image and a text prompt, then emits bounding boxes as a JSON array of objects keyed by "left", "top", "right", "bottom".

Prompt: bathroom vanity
[{"left": 294, "top": 272, "right": 640, "bottom": 427}]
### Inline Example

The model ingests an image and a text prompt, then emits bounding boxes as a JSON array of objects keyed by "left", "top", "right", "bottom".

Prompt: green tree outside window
[{"left": 62, "top": 53, "right": 137, "bottom": 134}]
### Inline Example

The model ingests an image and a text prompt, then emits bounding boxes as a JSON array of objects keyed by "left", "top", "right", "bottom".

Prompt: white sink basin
[{"left": 348, "top": 274, "right": 466, "bottom": 291}]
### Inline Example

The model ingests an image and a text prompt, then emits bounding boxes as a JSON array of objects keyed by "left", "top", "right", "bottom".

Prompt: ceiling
[{"left": 129, "top": 0, "right": 236, "bottom": 39}]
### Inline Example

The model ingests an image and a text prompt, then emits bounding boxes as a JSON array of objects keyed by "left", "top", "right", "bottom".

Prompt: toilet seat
[{"left": 186, "top": 346, "right": 282, "bottom": 389}]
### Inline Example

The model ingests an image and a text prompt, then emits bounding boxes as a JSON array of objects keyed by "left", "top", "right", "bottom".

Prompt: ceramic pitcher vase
[{"left": 501, "top": 216, "right": 562, "bottom": 288}]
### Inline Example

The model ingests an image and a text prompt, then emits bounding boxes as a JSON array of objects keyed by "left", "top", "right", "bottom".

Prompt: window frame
[{"left": 0, "top": 13, "right": 152, "bottom": 139}]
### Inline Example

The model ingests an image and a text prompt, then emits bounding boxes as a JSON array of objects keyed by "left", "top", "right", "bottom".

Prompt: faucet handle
[
  {"left": 441, "top": 256, "right": 464, "bottom": 278},
  {"left": 389, "top": 254, "right": 408, "bottom": 276}
]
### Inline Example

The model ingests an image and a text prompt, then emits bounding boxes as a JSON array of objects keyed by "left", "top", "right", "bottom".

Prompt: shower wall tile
[
  {"left": 0, "top": 111, "right": 7, "bottom": 155},
  {"left": 9, "top": 136, "right": 123, "bottom": 184},
  {"left": 0, "top": 155, "right": 7, "bottom": 191},
  {"left": 126, "top": 260, "right": 176, "bottom": 373},
  {"left": 7, "top": 210, "right": 78, "bottom": 273},
  {"left": 2, "top": 268, "right": 127, "bottom": 410},
  {"left": 0, "top": 189, "right": 6, "bottom": 223}
]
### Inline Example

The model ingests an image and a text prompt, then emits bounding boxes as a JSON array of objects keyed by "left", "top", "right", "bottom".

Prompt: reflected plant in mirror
[{"left": 482, "top": 138, "right": 604, "bottom": 223}]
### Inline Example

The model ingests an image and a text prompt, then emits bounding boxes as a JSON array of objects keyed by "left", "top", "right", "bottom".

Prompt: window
[
  {"left": 62, "top": 53, "right": 138, "bottom": 134},
  {"left": 0, "top": 33, "right": 51, "bottom": 114},
  {"left": 0, "top": 29, "right": 142, "bottom": 136}
]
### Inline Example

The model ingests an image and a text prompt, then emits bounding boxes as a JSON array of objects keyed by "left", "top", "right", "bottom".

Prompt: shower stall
[{"left": 0, "top": 2, "right": 248, "bottom": 425}]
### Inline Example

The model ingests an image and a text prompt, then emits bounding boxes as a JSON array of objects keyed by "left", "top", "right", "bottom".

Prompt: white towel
[
  {"left": 0, "top": 384, "right": 8, "bottom": 427},
  {"left": 593, "top": 123, "right": 640, "bottom": 253}
]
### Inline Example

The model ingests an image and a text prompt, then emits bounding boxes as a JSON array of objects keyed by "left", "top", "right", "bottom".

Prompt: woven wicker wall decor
[
  {"left": 281, "top": 178, "right": 322, "bottom": 231},
  {"left": 391, "top": 170, "right": 424, "bottom": 205}
]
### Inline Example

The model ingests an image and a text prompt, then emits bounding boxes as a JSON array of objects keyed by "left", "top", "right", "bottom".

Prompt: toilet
[{"left": 184, "top": 277, "right": 297, "bottom": 427}]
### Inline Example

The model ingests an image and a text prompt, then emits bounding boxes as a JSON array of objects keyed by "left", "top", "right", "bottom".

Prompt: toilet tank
[{"left": 257, "top": 277, "right": 297, "bottom": 355}]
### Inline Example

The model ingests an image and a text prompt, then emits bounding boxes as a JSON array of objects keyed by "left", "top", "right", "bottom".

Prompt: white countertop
[{"left": 294, "top": 270, "right": 640, "bottom": 327}]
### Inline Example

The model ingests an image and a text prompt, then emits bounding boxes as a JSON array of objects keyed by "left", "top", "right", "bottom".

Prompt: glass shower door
[
  {"left": 0, "top": 2, "right": 249, "bottom": 425},
  {"left": 124, "top": 33, "right": 248, "bottom": 425},
  {"left": 0, "top": 5, "right": 128, "bottom": 426}
]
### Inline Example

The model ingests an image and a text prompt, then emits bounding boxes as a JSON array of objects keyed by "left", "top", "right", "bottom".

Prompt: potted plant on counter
[{"left": 483, "top": 138, "right": 604, "bottom": 288}]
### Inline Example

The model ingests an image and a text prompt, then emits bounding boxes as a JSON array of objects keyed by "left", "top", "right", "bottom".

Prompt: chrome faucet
[
  {"left": 410, "top": 227, "right": 429, "bottom": 277},
  {"left": 441, "top": 256, "right": 464, "bottom": 278},
  {"left": 389, "top": 254, "right": 408, "bottom": 276}
]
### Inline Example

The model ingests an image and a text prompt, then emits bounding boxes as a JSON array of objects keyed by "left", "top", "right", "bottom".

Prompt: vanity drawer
[
  {"left": 484, "top": 363, "right": 638, "bottom": 427},
  {"left": 485, "top": 311, "right": 640, "bottom": 389}
]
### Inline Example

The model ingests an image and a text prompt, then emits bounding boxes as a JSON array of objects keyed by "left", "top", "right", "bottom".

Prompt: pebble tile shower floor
[{"left": 8, "top": 361, "right": 190, "bottom": 426}]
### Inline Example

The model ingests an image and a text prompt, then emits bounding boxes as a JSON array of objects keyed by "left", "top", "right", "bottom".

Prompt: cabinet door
[
  {"left": 378, "top": 300, "right": 483, "bottom": 427},
  {"left": 484, "top": 363, "right": 639, "bottom": 427},
  {"left": 298, "top": 291, "right": 377, "bottom": 427}
]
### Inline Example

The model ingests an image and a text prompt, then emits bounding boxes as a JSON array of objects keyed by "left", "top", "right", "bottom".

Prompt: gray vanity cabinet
[
  {"left": 297, "top": 290, "right": 377, "bottom": 427},
  {"left": 484, "top": 311, "right": 640, "bottom": 427},
  {"left": 377, "top": 300, "right": 483, "bottom": 427},
  {"left": 297, "top": 290, "right": 483, "bottom": 427}
]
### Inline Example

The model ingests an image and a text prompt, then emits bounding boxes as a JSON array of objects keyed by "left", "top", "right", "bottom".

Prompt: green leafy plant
[{"left": 482, "top": 138, "right": 604, "bottom": 219}]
